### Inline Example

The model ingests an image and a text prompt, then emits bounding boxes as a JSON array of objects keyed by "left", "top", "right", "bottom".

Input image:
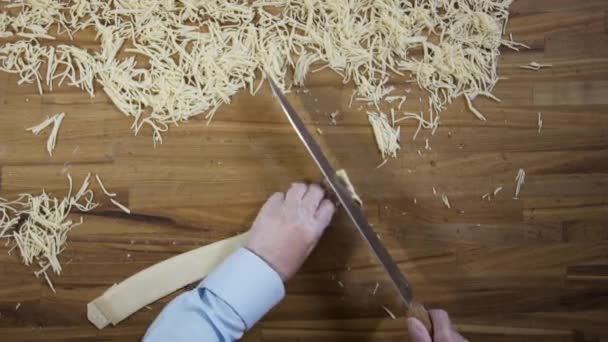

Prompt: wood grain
[{"left": 1, "top": 0, "right": 608, "bottom": 341}]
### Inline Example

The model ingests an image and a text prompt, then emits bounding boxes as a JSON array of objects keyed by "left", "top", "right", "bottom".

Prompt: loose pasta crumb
[{"left": 514, "top": 169, "right": 525, "bottom": 199}]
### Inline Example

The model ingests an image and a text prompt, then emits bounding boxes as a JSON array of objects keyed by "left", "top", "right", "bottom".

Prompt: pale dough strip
[{"left": 87, "top": 232, "right": 249, "bottom": 329}]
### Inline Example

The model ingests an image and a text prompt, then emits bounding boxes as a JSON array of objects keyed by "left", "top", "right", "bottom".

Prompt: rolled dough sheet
[{"left": 87, "top": 232, "right": 249, "bottom": 329}]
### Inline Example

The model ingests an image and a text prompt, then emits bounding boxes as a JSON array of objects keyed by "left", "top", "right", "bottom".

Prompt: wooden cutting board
[{"left": 1, "top": 0, "right": 608, "bottom": 341}]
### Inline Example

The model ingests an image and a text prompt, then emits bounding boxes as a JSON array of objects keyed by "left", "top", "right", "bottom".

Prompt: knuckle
[
  {"left": 291, "top": 182, "right": 305, "bottom": 189},
  {"left": 289, "top": 183, "right": 306, "bottom": 194},
  {"left": 309, "top": 183, "right": 323, "bottom": 192}
]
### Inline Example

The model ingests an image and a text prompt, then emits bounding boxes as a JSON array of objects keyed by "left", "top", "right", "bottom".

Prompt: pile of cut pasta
[
  {"left": 0, "top": 0, "right": 521, "bottom": 151},
  {"left": 0, "top": 175, "right": 98, "bottom": 291},
  {"left": 0, "top": 172, "right": 128, "bottom": 290}
]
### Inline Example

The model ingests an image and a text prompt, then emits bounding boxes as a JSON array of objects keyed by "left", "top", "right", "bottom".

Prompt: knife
[{"left": 269, "top": 79, "right": 433, "bottom": 332}]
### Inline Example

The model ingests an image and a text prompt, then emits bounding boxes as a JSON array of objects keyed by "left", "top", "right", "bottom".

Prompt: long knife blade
[{"left": 269, "top": 79, "right": 414, "bottom": 307}]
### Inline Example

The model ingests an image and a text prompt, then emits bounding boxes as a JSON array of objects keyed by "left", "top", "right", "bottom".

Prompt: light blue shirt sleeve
[{"left": 143, "top": 247, "right": 285, "bottom": 342}]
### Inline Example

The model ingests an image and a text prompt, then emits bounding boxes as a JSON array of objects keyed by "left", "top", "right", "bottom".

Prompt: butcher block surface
[{"left": 1, "top": 0, "right": 608, "bottom": 341}]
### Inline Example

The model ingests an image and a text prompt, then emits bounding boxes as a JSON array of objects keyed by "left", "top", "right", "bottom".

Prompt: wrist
[
  {"left": 244, "top": 244, "right": 287, "bottom": 282},
  {"left": 201, "top": 247, "right": 285, "bottom": 329}
]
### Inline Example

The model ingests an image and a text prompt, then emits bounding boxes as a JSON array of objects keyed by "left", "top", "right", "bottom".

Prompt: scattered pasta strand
[
  {"left": 520, "top": 62, "right": 553, "bottom": 71},
  {"left": 110, "top": 198, "right": 131, "bottom": 214},
  {"left": 95, "top": 174, "right": 131, "bottom": 213},
  {"left": 27, "top": 116, "right": 56, "bottom": 135},
  {"left": 441, "top": 194, "right": 451, "bottom": 209},
  {"left": 394, "top": 111, "right": 439, "bottom": 140},
  {"left": 372, "top": 282, "right": 379, "bottom": 296},
  {"left": 95, "top": 174, "right": 117, "bottom": 197},
  {"left": 381, "top": 305, "right": 397, "bottom": 320},
  {"left": 465, "top": 95, "right": 487, "bottom": 121},
  {"left": 514, "top": 169, "right": 526, "bottom": 199},
  {"left": 329, "top": 110, "right": 339, "bottom": 125},
  {"left": 26, "top": 112, "right": 66, "bottom": 156},
  {"left": 41, "top": 268, "right": 57, "bottom": 293}
]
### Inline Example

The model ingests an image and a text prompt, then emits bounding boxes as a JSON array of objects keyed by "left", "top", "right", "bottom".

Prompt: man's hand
[
  {"left": 246, "top": 183, "right": 336, "bottom": 282},
  {"left": 407, "top": 310, "right": 466, "bottom": 342}
]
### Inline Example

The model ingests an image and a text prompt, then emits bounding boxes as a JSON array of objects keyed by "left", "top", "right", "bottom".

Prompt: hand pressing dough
[{"left": 87, "top": 232, "right": 249, "bottom": 329}]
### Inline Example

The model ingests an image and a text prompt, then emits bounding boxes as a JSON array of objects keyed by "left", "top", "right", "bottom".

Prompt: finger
[
  {"left": 430, "top": 310, "right": 453, "bottom": 342},
  {"left": 314, "top": 199, "right": 335, "bottom": 229},
  {"left": 261, "top": 192, "right": 284, "bottom": 211},
  {"left": 406, "top": 318, "right": 432, "bottom": 342},
  {"left": 302, "top": 183, "right": 325, "bottom": 210},
  {"left": 284, "top": 183, "right": 307, "bottom": 206}
]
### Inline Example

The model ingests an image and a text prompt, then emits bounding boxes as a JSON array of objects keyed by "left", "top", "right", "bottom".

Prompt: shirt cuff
[{"left": 200, "top": 247, "right": 285, "bottom": 330}]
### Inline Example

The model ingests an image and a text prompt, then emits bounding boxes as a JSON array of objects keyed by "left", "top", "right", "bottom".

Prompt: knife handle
[{"left": 406, "top": 302, "right": 433, "bottom": 334}]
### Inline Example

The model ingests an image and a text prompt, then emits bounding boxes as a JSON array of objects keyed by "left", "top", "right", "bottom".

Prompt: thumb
[{"left": 406, "top": 317, "right": 432, "bottom": 342}]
